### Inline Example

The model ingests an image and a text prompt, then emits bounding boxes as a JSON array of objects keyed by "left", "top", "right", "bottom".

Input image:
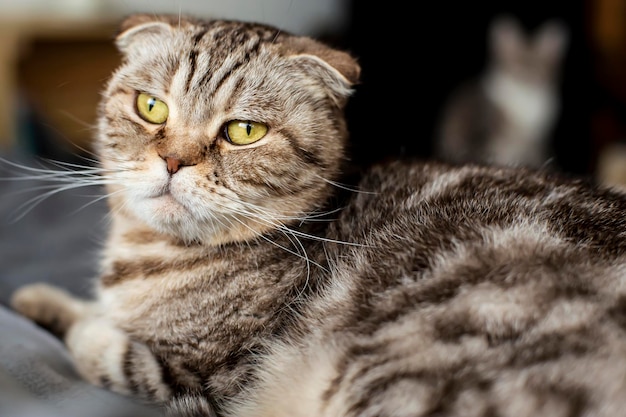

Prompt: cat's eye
[
  {"left": 136, "top": 93, "right": 169, "bottom": 124},
  {"left": 224, "top": 120, "right": 268, "bottom": 145}
]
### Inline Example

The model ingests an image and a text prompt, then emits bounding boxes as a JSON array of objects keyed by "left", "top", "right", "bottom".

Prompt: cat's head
[
  {"left": 96, "top": 14, "right": 360, "bottom": 244},
  {"left": 489, "top": 16, "right": 568, "bottom": 86}
]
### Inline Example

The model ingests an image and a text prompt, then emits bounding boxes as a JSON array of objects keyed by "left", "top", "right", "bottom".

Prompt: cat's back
[
  {"left": 321, "top": 161, "right": 623, "bottom": 317},
  {"left": 331, "top": 161, "right": 626, "bottom": 250},
  {"left": 326, "top": 159, "right": 626, "bottom": 301},
  {"left": 327, "top": 160, "right": 626, "bottom": 300},
  {"left": 293, "top": 160, "right": 626, "bottom": 417},
  {"left": 333, "top": 160, "right": 626, "bottom": 253}
]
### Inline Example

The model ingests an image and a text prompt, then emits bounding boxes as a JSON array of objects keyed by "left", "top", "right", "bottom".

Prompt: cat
[
  {"left": 435, "top": 16, "right": 568, "bottom": 169},
  {"left": 9, "top": 13, "right": 626, "bottom": 417}
]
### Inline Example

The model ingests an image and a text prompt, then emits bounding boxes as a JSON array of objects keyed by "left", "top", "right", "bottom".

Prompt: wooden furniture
[{"left": 0, "top": 17, "right": 120, "bottom": 153}]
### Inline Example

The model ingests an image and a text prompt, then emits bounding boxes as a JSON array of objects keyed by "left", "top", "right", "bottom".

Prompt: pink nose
[{"left": 165, "top": 157, "right": 181, "bottom": 175}]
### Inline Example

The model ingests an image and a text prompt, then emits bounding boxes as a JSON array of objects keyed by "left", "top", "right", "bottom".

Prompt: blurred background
[
  {"left": 342, "top": 0, "right": 626, "bottom": 189},
  {"left": 0, "top": 0, "right": 625, "bottom": 187}
]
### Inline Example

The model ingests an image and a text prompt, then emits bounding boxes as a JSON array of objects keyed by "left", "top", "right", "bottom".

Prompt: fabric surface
[{"left": 0, "top": 151, "right": 160, "bottom": 417}]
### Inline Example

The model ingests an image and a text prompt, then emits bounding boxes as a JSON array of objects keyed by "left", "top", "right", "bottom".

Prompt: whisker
[
  {"left": 7, "top": 180, "right": 110, "bottom": 223},
  {"left": 58, "top": 109, "right": 97, "bottom": 130},
  {"left": 224, "top": 195, "right": 339, "bottom": 223},
  {"left": 230, "top": 215, "right": 299, "bottom": 254},
  {"left": 0, "top": 156, "right": 124, "bottom": 222},
  {"left": 40, "top": 157, "right": 103, "bottom": 172},
  {"left": 286, "top": 228, "right": 367, "bottom": 247},
  {"left": 0, "top": 157, "right": 113, "bottom": 180},
  {"left": 68, "top": 188, "right": 123, "bottom": 217},
  {"left": 220, "top": 198, "right": 368, "bottom": 248},
  {"left": 225, "top": 212, "right": 327, "bottom": 271},
  {"left": 284, "top": 226, "right": 312, "bottom": 301},
  {"left": 314, "top": 173, "right": 378, "bottom": 195},
  {"left": 3, "top": 181, "right": 109, "bottom": 196}
]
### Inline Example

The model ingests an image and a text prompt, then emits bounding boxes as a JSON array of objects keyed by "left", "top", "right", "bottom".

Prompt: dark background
[{"left": 339, "top": 0, "right": 619, "bottom": 178}]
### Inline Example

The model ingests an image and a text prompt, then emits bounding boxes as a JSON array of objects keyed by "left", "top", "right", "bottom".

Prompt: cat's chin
[
  {"left": 133, "top": 193, "right": 205, "bottom": 241},
  {"left": 131, "top": 194, "right": 249, "bottom": 245},
  {"left": 149, "top": 193, "right": 190, "bottom": 218}
]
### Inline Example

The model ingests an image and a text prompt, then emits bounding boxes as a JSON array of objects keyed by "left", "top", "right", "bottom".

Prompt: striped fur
[{"left": 10, "top": 14, "right": 626, "bottom": 417}]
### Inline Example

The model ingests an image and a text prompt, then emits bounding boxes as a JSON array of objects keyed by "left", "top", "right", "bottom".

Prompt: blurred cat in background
[{"left": 435, "top": 16, "right": 568, "bottom": 169}]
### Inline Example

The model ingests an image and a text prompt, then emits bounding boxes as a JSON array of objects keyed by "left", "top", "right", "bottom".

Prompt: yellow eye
[
  {"left": 136, "top": 93, "right": 169, "bottom": 124},
  {"left": 225, "top": 120, "right": 268, "bottom": 145}
]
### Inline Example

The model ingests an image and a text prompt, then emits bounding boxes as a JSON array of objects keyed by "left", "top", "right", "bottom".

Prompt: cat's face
[
  {"left": 96, "top": 15, "right": 360, "bottom": 244},
  {"left": 489, "top": 17, "right": 568, "bottom": 85}
]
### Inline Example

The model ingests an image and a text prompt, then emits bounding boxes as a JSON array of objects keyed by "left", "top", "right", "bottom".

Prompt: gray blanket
[{"left": 0, "top": 152, "right": 160, "bottom": 416}]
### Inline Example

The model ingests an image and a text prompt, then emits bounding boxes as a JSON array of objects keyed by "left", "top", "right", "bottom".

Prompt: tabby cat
[
  {"left": 10, "top": 14, "right": 626, "bottom": 417},
  {"left": 435, "top": 16, "right": 568, "bottom": 168}
]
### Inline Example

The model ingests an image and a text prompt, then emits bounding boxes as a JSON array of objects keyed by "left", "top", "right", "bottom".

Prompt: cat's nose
[
  {"left": 164, "top": 157, "right": 181, "bottom": 175},
  {"left": 157, "top": 150, "right": 199, "bottom": 175}
]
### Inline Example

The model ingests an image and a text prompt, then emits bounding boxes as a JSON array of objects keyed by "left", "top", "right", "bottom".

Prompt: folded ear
[
  {"left": 282, "top": 36, "right": 360, "bottom": 85},
  {"left": 115, "top": 14, "right": 183, "bottom": 56},
  {"left": 281, "top": 35, "right": 361, "bottom": 106},
  {"left": 490, "top": 15, "right": 527, "bottom": 60},
  {"left": 534, "top": 20, "right": 569, "bottom": 62}
]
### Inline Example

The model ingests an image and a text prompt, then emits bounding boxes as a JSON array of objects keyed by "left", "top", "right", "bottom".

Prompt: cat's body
[
  {"left": 435, "top": 17, "right": 568, "bottom": 169},
  {"left": 10, "top": 14, "right": 626, "bottom": 417}
]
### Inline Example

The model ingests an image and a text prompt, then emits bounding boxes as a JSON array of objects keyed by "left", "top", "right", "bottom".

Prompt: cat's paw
[
  {"left": 165, "top": 395, "right": 218, "bottom": 417},
  {"left": 66, "top": 318, "right": 172, "bottom": 401},
  {"left": 10, "top": 283, "right": 87, "bottom": 338}
]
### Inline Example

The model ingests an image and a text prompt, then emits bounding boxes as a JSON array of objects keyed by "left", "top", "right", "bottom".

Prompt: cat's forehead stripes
[
  {"left": 179, "top": 20, "right": 280, "bottom": 94},
  {"left": 159, "top": 21, "right": 288, "bottom": 129}
]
